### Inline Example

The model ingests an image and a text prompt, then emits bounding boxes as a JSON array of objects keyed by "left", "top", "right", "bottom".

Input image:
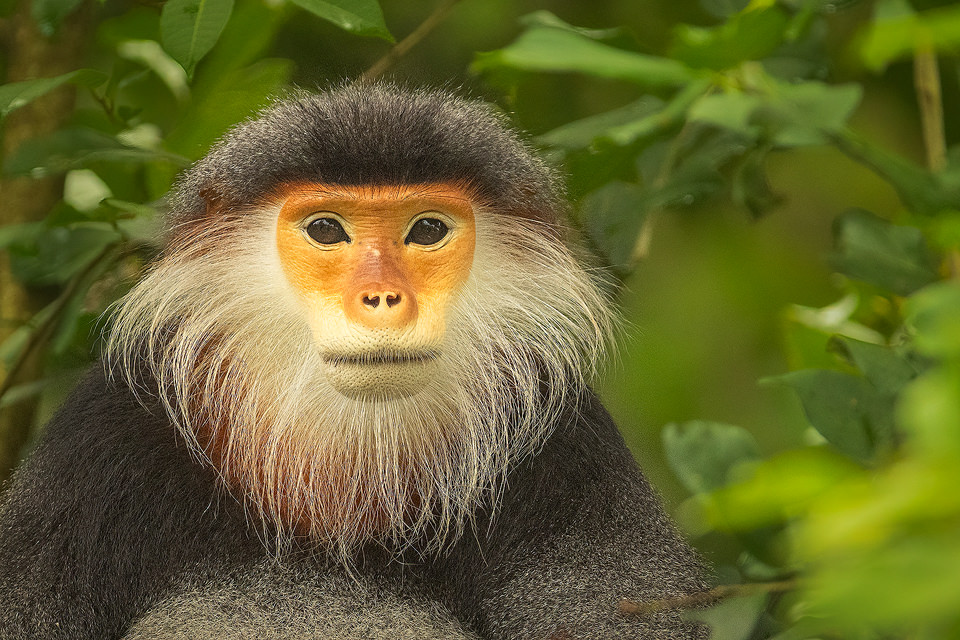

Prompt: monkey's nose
[
  {"left": 362, "top": 291, "right": 402, "bottom": 309},
  {"left": 346, "top": 285, "right": 417, "bottom": 329}
]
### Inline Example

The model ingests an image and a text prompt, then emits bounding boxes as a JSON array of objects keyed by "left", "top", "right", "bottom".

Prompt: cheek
[
  {"left": 276, "top": 223, "right": 348, "bottom": 307},
  {"left": 408, "top": 238, "right": 475, "bottom": 320}
]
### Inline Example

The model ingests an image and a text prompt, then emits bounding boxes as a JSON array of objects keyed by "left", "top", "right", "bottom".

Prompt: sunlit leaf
[
  {"left": 906, "top": 282, "right": 960, "bottom": 359},
  {"left": 706, "top": 448, "right": 862, "bottom": 531},
  {"left": 860, "top": 2, "right": 960, "bottom": 72},
  {"left": 898, "top": 369, "right": 960, "bottom": 457},
  {"left": 806, "top": 533, "right": 960, "bottom": 633},
  {"left": 117, "top": 40, "right": 191, "bottom": 103},
  {"left": 160, "top": 0, "right": 235, "bottom": 76},
  {"left": 519, "top": 10, "right": 624, "bottom": 41},
  {"left": 0, "top": 379, "right": 50, "bottom": 409},
  {"left": 287, "top": 0, "right": 392, "bottom": 41},
  {"left": 473, "top": 27, "right": 699, "bottom": 88}
]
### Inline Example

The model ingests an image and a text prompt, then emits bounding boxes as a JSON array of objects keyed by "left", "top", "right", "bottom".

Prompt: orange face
[{"left": 275, "top": 183, "right": 477, "bottom": 397}]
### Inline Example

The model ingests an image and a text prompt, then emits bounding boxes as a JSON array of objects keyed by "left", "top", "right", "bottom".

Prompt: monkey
[{"left": 0, "top": 83, "right": 709, "bottom": 639}]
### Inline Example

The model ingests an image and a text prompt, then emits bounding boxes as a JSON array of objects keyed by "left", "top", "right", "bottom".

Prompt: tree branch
[
  {"left": 618, "top": 579, "right": 797, "bottom": 616},
  {"left": 913, "top": 43, "right": 946, "bottom": 173},
  {"left": 0, "top": 243, "right": 120, "bottom": 406},
  {"left": 360, "top": 0, "right": 461, "bottom": 82}
]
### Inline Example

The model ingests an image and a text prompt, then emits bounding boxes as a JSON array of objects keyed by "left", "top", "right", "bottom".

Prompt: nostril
[
  {"left": 362, "top": 295, "right": 380, "bottom": 308},
  {"left": 385, "top": 293, "right": 401, "bottom": 308}
]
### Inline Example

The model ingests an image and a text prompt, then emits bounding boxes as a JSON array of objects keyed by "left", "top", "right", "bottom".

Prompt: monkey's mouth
[{"left": 322, "top": 350, "right": 440, "bottom": 367}]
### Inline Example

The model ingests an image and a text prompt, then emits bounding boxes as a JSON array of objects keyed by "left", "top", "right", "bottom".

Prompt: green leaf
[
  {"left": 31, "top": 0, "right": 83, "bottom": 36},
  {"left": 0, "top": 379, "right": 51, "bottom": 409},
  {"left": 579, "top": 181, "right": 647, "bottom": 270},
  {"left": 765, "top": 369, "right": 895, "bottom": 464},
  {"left": 689, "top": 79, "right": 861, "bottom": 148},
  {"left": 732, "top": 146, "right": 782, "bottom": 219},
  {"left": 518, "top": 10, "right": 625, "bottom": 41},
  {"left": 860, "top": 2, "right": 960, "bottom": 72},
  {"left": 688, "top": 91, "right": 766, "bottom": 140},
  {"left": 760, "top": 80, "right": 862, "bottom": 147},
  {"left": 831, "top": 336, "right": 921, "bottom": 395},
  {"left": 473, "top": 27, "right": 699, "bottom": 88},
  {"left": 287, "top": 0, "right": 392, "bottom": 41},
  {"left": 833, "top": 132, "right": 960, "bottom": 216},
  {"left": 684, "top": 592, "right": 768, "bottom": 640},
  {"left": 117, "top": 40, "right": 191, "bottom": 103},
  {"left": 160, "top": 0, "right": 236, "bottom": 76},
  {"left": 0, "top": 222, "right": 42, "bottom": 249},
  {"left": 8, "top": 225, "right": 120, "bottom": 286},
  {"left": 164, "top": 58, "right": 293, "bottom": 160},
  {"left": 4, "top": 128, "right": 189, "bottom": 177},
  {"left": 600, "top": 77, "right": 712, "bottom": 146},
  {"left": 831, "top": 209, "right": 939, "bottom": 296},
  {"left": 663, "top": 421, "right": 762, "bottom": 495},
  {"left": 0, "top": 70, "right": 106, "bottom": 121},
  {"left": 671, "top": 6, "right": 790, "bottom": 70},
  {"left": 538, "top": 97, "right": 664, "bottom": 150},
  {"left": 0, "top": 302, "right": 57, "bottom": 369}
]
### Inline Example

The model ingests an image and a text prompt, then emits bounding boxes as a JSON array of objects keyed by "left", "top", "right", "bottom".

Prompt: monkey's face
[{"left": 275, "top": 184, "right": 476, "bottom": 398}]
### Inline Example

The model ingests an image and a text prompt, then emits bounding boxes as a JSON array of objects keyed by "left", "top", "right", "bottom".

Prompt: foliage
[
  {"left": 2, "top": 0, "right": 960, "bottom": 637},
  {"left": 474, "top": 0, "right": 960, "bottom": 637}
]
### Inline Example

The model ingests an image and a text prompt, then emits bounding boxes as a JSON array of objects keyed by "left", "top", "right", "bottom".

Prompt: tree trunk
[{"left": 0, "top": 0, "right": 89, "bottom": 480}]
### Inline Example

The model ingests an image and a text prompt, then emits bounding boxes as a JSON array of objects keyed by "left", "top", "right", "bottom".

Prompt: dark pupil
[
  {"left": 306, "top": 217, "right": 349, "bottom": 244},
  {"left": 406, "top": 218, "right": 448, "bottom": 246}
]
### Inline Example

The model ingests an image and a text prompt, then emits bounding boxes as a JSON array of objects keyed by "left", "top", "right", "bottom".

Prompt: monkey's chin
[{"left": 320, "top": 352, "right": 440, "bottom": 400}]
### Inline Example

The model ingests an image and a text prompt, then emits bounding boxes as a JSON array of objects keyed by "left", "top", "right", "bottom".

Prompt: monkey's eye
[
  {"left": 306, "top": 217, "right": 350, "bottom": 245},
  {"left": 405, "top": 218, "right": 449, "bottom": 246}
]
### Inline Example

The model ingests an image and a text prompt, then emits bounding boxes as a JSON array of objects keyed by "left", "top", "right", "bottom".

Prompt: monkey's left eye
[
  {"left": 405, "top": 218, "right": 449, "bottom": 246},
  {"left": 306, "top": 217, "right": 350, "bottom": 245}
]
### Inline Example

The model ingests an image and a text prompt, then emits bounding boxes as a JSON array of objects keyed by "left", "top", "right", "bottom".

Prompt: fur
[
  {"left": 108, "top": 205, "right": 614, "bottom": 563},
  {"left": 0, "top": 84, "right": 709, "bottom": 639}
]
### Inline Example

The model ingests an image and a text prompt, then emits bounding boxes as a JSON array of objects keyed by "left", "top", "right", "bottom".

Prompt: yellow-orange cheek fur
[{"left": 274, "top": 183, "right": 476, "bottom": 344}]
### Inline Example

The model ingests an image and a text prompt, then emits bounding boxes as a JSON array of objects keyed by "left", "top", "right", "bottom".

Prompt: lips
[{"left": 322, "top": 350, "right": 440, "bottom": 366}]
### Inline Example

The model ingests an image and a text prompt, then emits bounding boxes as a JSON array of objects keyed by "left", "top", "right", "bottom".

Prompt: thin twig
[
  {"left": 631, "top": 82, "right": 713, "bottom": 263},
  {"left": 912, "top": 42, "right": 960, "bottom": 279},
  {"left": 359, "top": 0, "right": 462, "bottom": 82},
  {"left": 0, "top": 243, "right": 120, "bottom": 403},
  {"left": 913, "top": 43, "right": 946, "bottom": 173},
  {"left": 619, "top": 579, "right": 797, "bottom": 617}
]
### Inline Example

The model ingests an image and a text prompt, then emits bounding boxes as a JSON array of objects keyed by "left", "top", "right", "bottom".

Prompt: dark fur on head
[{"left": 169, "top": 83, "right": 563, "bottom": 229}]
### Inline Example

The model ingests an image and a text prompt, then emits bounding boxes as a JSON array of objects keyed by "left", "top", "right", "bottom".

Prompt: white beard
[{"left": 108, "top": 207, "right": 614, "bottom": 564}]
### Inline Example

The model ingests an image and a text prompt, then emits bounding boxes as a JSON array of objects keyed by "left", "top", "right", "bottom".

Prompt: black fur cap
[{"left": 168, "top": 83, "right": 564, "bottom": 228}]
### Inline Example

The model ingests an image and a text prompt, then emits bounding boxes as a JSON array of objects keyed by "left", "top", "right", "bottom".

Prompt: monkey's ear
[{"left": 198, "top": 186, "right": 225, "bottom": 218}]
